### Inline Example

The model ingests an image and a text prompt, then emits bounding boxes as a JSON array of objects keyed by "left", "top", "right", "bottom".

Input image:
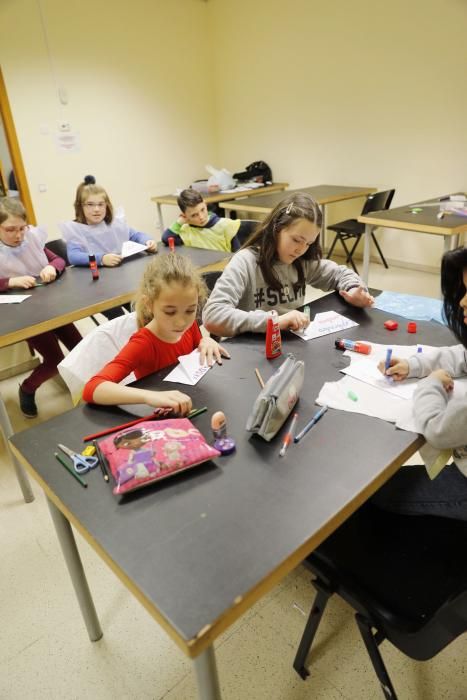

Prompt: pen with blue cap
[{"left": 294, "top": 406, "right": 328, "bottom": 443}]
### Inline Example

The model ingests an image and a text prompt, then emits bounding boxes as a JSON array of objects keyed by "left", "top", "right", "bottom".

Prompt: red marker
[
  {"left": 168, "top": 236, "right": 175, "bottom": 252},
  {"left": 335, "top": 338, "right": 371, "bottom": 355}
]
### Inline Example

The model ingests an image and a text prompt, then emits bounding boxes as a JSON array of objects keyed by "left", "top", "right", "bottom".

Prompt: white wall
[
  {"left": 1, "top": 0, "right": 466, "bottom": 267},
  {"left": 0, "top": 0, "right": 215, "bottom": 238},
  {"left": 210, "top": 0, "right": 467, "bottom": 268}
]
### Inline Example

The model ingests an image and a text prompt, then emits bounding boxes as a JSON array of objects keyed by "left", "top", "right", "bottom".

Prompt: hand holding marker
[{"left": 385, "top": 347, "right": 393, "bottom": 381}]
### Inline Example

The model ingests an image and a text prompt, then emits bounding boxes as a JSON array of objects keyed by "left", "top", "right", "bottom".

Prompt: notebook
[{"left": 98, "top": 418, "right": 220, "bottom": 495}]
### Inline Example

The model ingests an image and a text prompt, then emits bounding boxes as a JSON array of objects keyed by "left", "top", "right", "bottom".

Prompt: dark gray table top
[
  {"left": 1, "top": 247, "right": 228, "bottom": 347},
  {"left": 10, "top": 292, "right": 456, "bottom": 655}
]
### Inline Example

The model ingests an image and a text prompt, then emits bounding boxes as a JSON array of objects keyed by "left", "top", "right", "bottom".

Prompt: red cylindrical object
[
  {"left": 407, "top": 321, "right": 417, "bottom": 333},
  {"left": 168, "top": 236, "right": 175, "bottom": 252},
  {"left": 88, "top": 253, "right": 99, "bottom": 281},
  {"left": 265, "top": 312, "right": 282, "bottom": 359}
]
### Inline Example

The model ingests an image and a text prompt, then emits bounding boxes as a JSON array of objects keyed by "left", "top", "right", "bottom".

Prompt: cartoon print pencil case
[
  {"left": 246, "top": 353, "right": 304, "bottom": 441},
  {"left": 98, "top": 418, "right": 220, "bottom": 495}
]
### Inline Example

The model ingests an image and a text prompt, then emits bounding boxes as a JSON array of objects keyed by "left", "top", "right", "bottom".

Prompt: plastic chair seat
[{"left": 294, "top": 503, "right": 467, "bottom": 697}]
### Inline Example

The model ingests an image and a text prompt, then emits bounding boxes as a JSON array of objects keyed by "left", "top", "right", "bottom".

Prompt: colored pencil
[
  {"left": 255, "top": 368, "right": 265, "bottom": 389},
  {"left": 54, "top": 452, "right": 88, "bottom": 488},
  {"left": 83, "top": 411, "right": 164, "bottom": 442},
  {"left": 188, "top": 406, "right": 208, "bottom": 419},
  {"left": 93, "top": 439, "right": 109, "bottom": 482}
]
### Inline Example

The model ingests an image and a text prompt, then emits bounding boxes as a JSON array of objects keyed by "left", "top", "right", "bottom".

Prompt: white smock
[
  {"left": 0, "top": 226, "right": 49, "bottom": 277},
  {"left": 59, "top": 212, "right": 130, "bottom": 256}
]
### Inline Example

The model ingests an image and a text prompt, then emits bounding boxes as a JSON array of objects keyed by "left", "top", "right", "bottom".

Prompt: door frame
[{"left": 0, "top": 67, "right": 36, "bottom": 224}]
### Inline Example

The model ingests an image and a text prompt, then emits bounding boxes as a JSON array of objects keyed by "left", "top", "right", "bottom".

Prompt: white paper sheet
[
  {"left": 121, "top": 240, "right": 148, "bottom": 258},
  {"left": 292, "top": 311, "right": 358, "bottom": 341},
  {"left": 163, "top": 349, "right": 211, "bottom": 386},
  {"left": 0, "top": 294, "right": 31, "bottom": 304}
]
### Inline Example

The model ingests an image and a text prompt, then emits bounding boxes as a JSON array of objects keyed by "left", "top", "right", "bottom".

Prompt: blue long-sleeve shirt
[{"left": 67, "top": 228, "right": 150, "bottom": 266}]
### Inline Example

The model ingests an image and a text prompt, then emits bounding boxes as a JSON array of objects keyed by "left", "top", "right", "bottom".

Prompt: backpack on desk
[{"left": 233, "top": 161, "right": 273, "bottom": 184}]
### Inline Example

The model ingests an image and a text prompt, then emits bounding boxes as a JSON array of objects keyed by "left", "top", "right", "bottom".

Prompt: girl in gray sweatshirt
[
  {"left": 374, "top": 247, "right": 467, "bottom": 520},
  {"left": 202, "top": 192, "right": 374, "bottom": 338}
]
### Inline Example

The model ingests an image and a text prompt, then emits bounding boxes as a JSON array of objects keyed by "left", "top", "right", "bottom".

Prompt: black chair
[
  {"left": 236, "top": 219, "right": 260, "bottom": 246},
  {"left": 326, "top": 190, "right": 395, "bottom": 273},
  {"left": 293, "top": 503, "right": 467, "bottom": 699},
  {"left": 46, "top": 237, "right": 69, "bottom": 265}
]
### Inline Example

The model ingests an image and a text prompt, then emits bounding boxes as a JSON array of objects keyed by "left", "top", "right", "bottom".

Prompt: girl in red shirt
[
  {"left": 0, "top": 197, "right": 82, "bottom": 417},
  {"left": 83, "top": 254, "right": 229, "bottom": 414}
]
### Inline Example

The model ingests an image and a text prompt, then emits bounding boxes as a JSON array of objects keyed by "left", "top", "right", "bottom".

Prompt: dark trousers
[
  {"left": 372, "top": 463, "right": 467, "bottom": 521},
  {"left": 22, "top": 324, "right": 82, "bottom": 394}
]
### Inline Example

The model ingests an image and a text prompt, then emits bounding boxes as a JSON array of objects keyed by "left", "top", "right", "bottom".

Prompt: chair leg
[
  {"left": 355, "top": 613, "right": 398, "bottom": 700},
  {"left": 338, "top": 236, "right": 359, "bottom": 274},
  {"left": 293, "top": 581, "right": 332, "bottom": 680},
  {"left": 371, "top": 232, "right": 389, "bottom": 269},
  {"left": 326, "top": 234, "right": 339, "bottom": 260}
]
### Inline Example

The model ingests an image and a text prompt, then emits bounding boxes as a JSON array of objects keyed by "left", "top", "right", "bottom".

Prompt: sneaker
[{"left": 18, "top": 386, "right": 38, "bottom": 418}]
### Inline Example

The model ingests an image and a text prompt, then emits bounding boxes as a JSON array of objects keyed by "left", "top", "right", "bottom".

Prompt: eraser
[
  {"left": 407, "top": 321, "right": 417, "bottom": 333},
  {"left": 384, "top": 320, "right": 398, "bottom": 331}
]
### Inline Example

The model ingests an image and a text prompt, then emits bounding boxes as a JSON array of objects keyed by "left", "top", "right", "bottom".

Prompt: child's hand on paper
[
  {"left": 144, "top": 389, "right": 192, "bottom": 415},
  {"left": 102, "top": 253, "right": 122, "bottom": 266},
  {"left": 377, "top": 357, "right": 409, "bottom": 381},
  {"left": 146, "top": 240, "right": 158, "bottom": 253},
  {"left": 278, "top": 309, "right": 310, "bottom": 331},
  {"left": 198, "top": 337, "right": 230, "bottom": 366},
  {"left": 39, "top": 265, "right": 57, "bottom": 283},
  {"left": 8, "top": 275, "right": 36, "bottom": 289},
  {"left": 430, "top": 369, "right": 454, "bottom": 393},
  {"left": 339, "top": 286, "right": 374, "bottom": 308}
]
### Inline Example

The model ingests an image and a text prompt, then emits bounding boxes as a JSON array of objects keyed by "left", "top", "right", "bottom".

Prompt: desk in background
[
  {"left": 359, "top": 194, "right": 467, "bottom": 285},
  {"left": 10, "top": 292, "right": 456, "bottom": 699},
  {"left": 151, "top": 182, "right": 288, "bottom": 231},
  {"left": 1, "top": 247, "right": 228, "bottom": 503},
  {"left": 220, "top": 184, "right": 376, "bottom": 251}
]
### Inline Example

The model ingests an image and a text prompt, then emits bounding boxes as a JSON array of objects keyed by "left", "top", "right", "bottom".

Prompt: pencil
[
  {"left": 255, "top": 368, "right": 265, "bottom": 389},
  {"left": 83, "top": 411, "right": 164, "bottom": 442},
  {"left": 188, "top": 406, "right": 208, "bottom": 419},
  {"left": 54, "top": 452, "right": 88, "bottom": 488},
  {"left": 93, "top": 439, "right": 109, "bottom": 482}
]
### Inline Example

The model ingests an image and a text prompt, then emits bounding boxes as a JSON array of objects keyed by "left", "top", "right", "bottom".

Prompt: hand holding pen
[{"left": 377, "top": 356, "right": 410, "bottom": 382}]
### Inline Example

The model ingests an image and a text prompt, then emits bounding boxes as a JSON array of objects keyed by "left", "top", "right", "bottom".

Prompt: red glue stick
[
  {"left": 265, "top": 311, "right": 282, "bottom": 359},
  {"left": 335, "top": 338, "right": 371, "bottom": 354},
  {"left": 168, "top": 236, "right": 175, "bottom": 252},
  {"left": 88, "top": 253, "right": 99, "bottom": 281}
]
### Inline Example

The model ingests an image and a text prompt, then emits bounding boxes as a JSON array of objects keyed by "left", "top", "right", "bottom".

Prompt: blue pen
[
  {"left": 385, "top": 347, "right": 393, "bottom": 382},
  {"left": 294, "top": 406, "right": 328, "bottom": 443},
  {"left": 417, "top": 345, "right": 423, "bottom": 353}
]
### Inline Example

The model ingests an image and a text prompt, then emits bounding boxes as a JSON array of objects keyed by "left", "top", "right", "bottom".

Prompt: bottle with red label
[
  {"left": 88, "top": 253, "right": 99, "bottom": 281},
  {"left": 265, "top": 311, "right": 282, "bottom": 359}
]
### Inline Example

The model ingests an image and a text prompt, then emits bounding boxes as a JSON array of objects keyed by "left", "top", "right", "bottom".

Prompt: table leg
[
  {"left": 193, "top": 646, "right": 222, "bottom": 700},
  {"left": 444, "top": 234, "right": 459, "bottom": 253},
  {"left": 47, "top": 497, "right": 103, "bottom": 642},
  {"left": 362, "top": 223, "right": 372, "bottom": 285},
  {"left": 0, "top": 396, "right": 34, "bottom": 502},
  {"left": 157, "top": 203, "right": 164, "bottom": 233}
]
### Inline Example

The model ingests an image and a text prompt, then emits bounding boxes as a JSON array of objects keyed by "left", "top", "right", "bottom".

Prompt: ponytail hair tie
[{"left": 84, "top": 174, "right": 96, "bottom": 185}]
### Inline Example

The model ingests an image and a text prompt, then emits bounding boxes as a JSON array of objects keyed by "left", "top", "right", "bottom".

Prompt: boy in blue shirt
[{"left": 162, "top": 189, "right": 241, "bottom": 252}]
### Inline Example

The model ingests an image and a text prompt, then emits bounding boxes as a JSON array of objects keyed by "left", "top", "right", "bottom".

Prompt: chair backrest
[
  {"left": 236, "top": 219, "right": 261, "bottom": 246},
  {"left": 361, "top": 189, "right": 395, "bottom": 216},
  {"left": 58, "top": 312, "right": 138, "bottom": 404},
  {"left": 46, "top": 237, "right": 69, "bottom": 265}
]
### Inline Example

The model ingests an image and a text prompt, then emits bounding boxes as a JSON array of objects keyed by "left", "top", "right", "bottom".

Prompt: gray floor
[{"left": 2, "top": 260, "right": 466, "bottom": 700}]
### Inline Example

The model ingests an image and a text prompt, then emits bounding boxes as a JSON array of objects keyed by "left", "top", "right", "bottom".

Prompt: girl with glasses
[
  {"left": 60, "top": 175, "right": 158, "bottom": 320},
  {"left": 0, "top": 197, "right": 82, "bottom": 417}
]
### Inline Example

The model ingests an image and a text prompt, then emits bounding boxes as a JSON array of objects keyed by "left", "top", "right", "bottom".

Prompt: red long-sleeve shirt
[
  {"left": 0, "top": 247, "right": 66, "bottom": 292},
  {"left": 83, "top": 322, "right": 202, "bottom": 402}
]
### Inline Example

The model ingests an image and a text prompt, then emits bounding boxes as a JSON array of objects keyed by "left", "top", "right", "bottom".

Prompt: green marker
[{"left": 347, "top": 390, "right": 358, "bottom": 402}]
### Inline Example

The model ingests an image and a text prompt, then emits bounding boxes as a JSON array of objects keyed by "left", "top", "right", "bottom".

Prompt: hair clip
[{"left": 285, "top": 202, "right": 294, "bottom": 215}]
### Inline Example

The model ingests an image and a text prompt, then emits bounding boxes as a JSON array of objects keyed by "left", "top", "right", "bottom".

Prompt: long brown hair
[{"left": 242, "top": 191, "right": 322, "bottom": 291}]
